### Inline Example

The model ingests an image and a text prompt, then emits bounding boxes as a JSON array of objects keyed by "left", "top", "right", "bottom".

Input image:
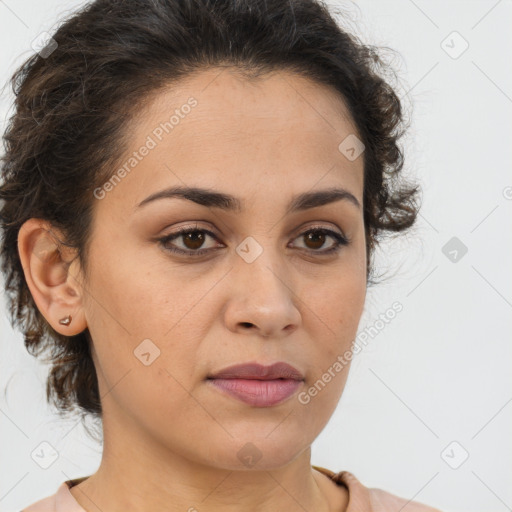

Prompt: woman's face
[{"left": 75, "top": 68, "right": 367, "bottom": 469}]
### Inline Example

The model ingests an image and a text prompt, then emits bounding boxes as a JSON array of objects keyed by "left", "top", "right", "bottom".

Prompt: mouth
[{"left": 206, "top": 361, "right": 304, "bottom": 407}]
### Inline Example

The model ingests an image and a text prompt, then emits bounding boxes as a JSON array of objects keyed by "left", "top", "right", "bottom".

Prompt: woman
[{"left": 0, "top": 0, "right": 442, "bottom": 510}]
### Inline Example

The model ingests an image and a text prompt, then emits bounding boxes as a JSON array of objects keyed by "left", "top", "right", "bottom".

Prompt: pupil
[
  {"left": 185, "top": 232, "right": 204, "bottom": 250},
  {"left": 306, "top": 232, "right": 324, "bottom": 249}
]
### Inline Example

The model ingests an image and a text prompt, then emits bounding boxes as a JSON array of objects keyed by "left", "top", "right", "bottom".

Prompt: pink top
[{"left": 20, "top": 465, "right": 443, "bottom": 511}]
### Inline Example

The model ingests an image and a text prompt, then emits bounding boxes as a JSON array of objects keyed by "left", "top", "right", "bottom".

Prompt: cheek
[
  {"left": 308, "top": 270, "right": 366, "bottom": 341},
  {"left": 293, "top": 357, "right": 351, "bottom": 438},
  {"left": 297, "top": 275, "right": 364, "bottom": 409},
  {"left": 86, "top": 242, "right": 190, "bottom": 339},
  {"left": 82, "top": 255, "right": 202, "bottom": 405}
]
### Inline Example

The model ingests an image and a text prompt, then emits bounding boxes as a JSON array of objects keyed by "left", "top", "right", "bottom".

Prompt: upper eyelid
[
  {"left": 164, "top": 219, "right": 346, "bottom": 237},
  {"left": 163, "top": 224, "right": 346, "bottom": 246}
]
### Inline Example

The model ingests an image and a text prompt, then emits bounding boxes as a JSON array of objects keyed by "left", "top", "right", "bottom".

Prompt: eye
[
  {"left": 158, "top": 225, "right": 223, "bottom": 256},
  {"left": 289, "top": 227, "right": 349, "bottom": 255},
  {"left": 157, "top": 225, "right": 350, "bottom": 257}
]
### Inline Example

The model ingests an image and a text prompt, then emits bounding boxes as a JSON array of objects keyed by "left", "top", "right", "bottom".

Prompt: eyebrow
[{"left": 134, "top": 185, "right": 361, "bottom": 213}]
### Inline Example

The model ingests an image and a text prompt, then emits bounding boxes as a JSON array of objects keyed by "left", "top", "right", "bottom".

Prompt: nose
[{"left": 224, "top": 245, "right": 302, "bottom": 340}]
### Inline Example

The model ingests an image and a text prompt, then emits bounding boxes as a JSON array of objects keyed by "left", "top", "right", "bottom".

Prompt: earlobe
[
  {"left": 17, "top": 218, "right": 88, "bottom": 336},
  {"left": 58, "top": 314, "right": 72, "bottom": 326}
]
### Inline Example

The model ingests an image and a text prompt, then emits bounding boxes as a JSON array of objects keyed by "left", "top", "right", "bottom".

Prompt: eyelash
[{"left": 157, "top": 225, "right": 350, "bottom": 258}]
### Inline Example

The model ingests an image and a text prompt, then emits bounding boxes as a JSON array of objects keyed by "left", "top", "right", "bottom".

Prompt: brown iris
[
  {"left": 303, "top": 231, "right": 326, "bottom": 250},
  {"left": 182, "top": 231, "right": 206, "bottom": 250}
]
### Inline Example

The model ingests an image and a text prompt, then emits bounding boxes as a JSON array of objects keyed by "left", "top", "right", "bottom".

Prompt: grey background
[{"left": 1, "top": 1, "right": 511, "bottom": 511}]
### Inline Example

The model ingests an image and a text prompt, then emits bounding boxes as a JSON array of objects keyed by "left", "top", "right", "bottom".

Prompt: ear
[{"left": 17, "top": 218, "right": 88, "bottom": 336}]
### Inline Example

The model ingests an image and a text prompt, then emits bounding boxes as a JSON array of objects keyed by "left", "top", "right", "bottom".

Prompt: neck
[
  {"left": 69, "top": 413, "right": 345, "bottom": 512},
  {"left": 70, "top": 453, "right": 335, "bottom": 512}
]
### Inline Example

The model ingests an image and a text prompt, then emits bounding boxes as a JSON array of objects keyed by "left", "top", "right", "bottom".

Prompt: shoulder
[
  {"left": 368, "top": 486, "right": 443, "bottom": 512},
  {"left": 341, "top": 470, "right": 443, "bottom": 512},
  {"left": 313, "top": 466, "right": 443, "bottom": 512},
  {"left": 20, "top": 491, "right": 57, "bottom": 511},
  {"left": 21, "top": 479, "right": 87, "bottom": 512}
]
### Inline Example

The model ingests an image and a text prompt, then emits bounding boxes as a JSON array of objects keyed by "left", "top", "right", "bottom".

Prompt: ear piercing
[{"left": 59, "top": 315, "right": 72, "bottom": 326}]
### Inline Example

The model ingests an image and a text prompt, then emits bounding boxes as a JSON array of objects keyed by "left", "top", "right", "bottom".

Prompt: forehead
[
  {"left": 144, "top": 67, "right": 361, "bottom": 151},
  {"left": 97, "top": 67, "right": 364, "bottom": 217}
]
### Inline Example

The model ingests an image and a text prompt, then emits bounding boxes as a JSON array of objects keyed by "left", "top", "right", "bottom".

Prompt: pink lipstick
[{"left": 207, "top": 362, "right": 304, "bottom": 407}]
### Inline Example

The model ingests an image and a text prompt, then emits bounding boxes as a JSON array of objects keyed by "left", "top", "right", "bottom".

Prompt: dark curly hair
[{"left": 0, "top": 0, "right": 421, "bottom": 423}]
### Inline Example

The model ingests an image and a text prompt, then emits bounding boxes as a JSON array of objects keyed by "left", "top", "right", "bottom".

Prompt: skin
[{"left": 18, "top": 67, "right": 367, "bottom": 512}]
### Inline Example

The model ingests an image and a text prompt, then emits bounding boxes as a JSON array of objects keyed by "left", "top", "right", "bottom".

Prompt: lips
[
  {"left": 207, "top": 362, "right": 304, "bottom": 407},
  {"left": 208, "top": 361, "right": 304, "bottom": 381}
]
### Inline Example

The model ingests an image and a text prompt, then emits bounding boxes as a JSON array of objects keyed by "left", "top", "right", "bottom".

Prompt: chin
[{"left": 200, "top": 436, "right": 308, "bottom": 472}]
